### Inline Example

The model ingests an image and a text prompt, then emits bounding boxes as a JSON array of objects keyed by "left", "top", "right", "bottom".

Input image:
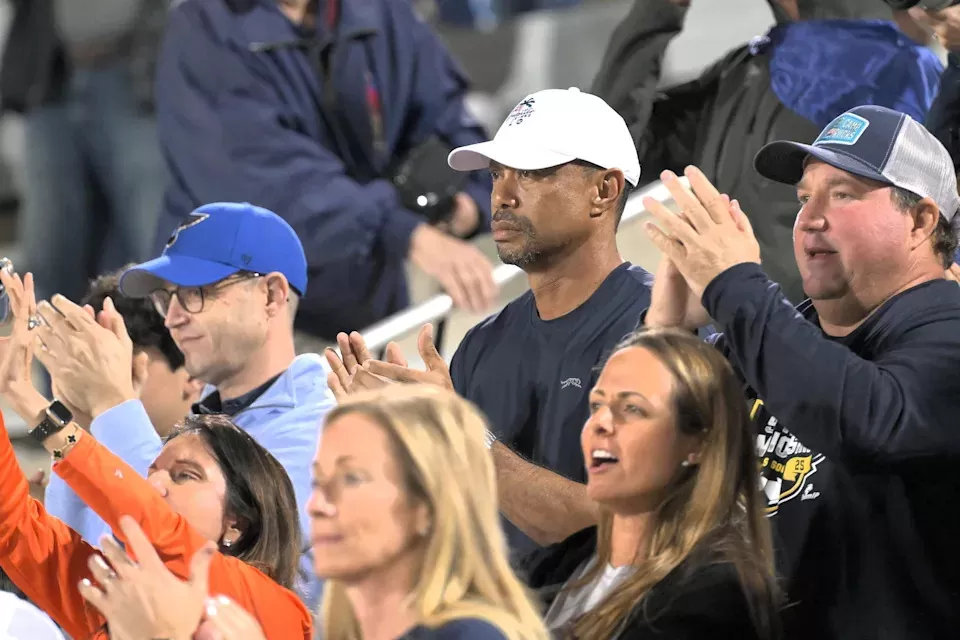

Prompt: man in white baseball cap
[{"left": 333, "top": 88, "right": 651, "bottom": 561}]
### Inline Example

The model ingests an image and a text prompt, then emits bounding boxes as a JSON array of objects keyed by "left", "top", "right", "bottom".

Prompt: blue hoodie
[
  {"left": 45, "top": 353, "right": 336, "bottom": 606},
  {"left": 151, "top": 0, "right": 492, "bottom": 340}
]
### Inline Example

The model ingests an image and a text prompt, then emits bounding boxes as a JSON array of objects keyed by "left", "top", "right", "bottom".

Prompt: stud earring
[{"left": 680, "top": 460, "right": 691, "bottom": 468}]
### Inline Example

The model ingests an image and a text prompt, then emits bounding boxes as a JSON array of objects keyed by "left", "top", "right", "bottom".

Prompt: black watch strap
[{"left": 28, "top": 400, "right": 74, "bottom": 443}]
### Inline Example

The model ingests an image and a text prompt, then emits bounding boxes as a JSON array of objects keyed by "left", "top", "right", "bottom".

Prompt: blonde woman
[
  {"left": 189, "top": 384, "right": 548, "bottom": 640},
  {"left": 522, "top": 328, "right": 781, "bottom": 639}
]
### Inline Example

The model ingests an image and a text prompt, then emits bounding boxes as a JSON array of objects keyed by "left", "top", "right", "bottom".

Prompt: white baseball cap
[
  {"left": 448, "top": 87, "right": 641, "bottom": 187},
  {"left": 0, "top": 592, "right": 65, "bottom": 640}
]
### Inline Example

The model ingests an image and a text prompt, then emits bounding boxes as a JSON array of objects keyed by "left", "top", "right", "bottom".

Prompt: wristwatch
[{"left": 28, "top": 400, "right": 74, "bottom": 444}]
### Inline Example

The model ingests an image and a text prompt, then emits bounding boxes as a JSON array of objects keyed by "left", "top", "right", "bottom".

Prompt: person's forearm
[
  {"left": 492, "top": 443, "right": 598, "bottom": 547},
  {"left": 0, "top": 409, "right": 101, "bottom": 640}
]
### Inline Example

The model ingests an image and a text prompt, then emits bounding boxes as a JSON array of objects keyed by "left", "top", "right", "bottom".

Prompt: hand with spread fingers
[
  {"left": 363, "top": 323, "right": 454, "bottom": 391},
  {"left": 323, "top": 331, "right": 407, "bottom": 400},
  {"left": 33, "top": 294, "right": 138, "bottom": 419},
  {"left": 195, "top": 595, "right": 268, "bottom": 640},
  {"left": 643, "top": 167, "right": 761, "bottom": 298},
  {"left": 78, "top": 515, "right": 216, "bottom": 640},
  {"left": 0, "top": 268, "right": 51, "bottom": 422}
]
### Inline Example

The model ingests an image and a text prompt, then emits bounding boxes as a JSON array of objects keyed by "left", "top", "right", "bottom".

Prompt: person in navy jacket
[
  {"left": 644, "top": 106, "right": 960, "bottom": 639},
  {"left": 154, "top": 0, "right": 496, "bottom": 340}
]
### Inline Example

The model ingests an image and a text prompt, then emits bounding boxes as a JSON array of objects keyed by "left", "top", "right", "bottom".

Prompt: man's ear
[
  {"left": 908, "top": 197, "right": 941, "bottom": 251},
  {"left": 589, "top": 169, "right": 625, "bottom": 219},
  {"left": 264, "top": 273, "right": 291, "bottom": 317}
]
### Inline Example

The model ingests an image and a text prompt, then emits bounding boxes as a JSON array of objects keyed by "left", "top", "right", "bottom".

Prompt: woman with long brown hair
[{"left": 522, "top": 327, "right": 780, "bottom": 639}]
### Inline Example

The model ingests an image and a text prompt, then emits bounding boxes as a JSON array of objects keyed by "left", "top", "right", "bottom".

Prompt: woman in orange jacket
[{"left": 0, "top": 269, "right": 313, "bottom": 640}]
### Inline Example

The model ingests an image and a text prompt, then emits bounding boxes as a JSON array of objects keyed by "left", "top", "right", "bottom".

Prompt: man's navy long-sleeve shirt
[
  {"left": 154, "top": 0, "right": 492, "bottom": 338},
  {"left": 704, "top": 262, "right": 960, "bottom": 640}
]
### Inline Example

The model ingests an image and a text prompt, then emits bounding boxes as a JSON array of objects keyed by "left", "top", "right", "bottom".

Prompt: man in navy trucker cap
[
  {"left": 46, "top": 202, "right": 336, "bottom": 606},
  {"left": 642, "top": 105, "right": 960, "bottom": 639}
]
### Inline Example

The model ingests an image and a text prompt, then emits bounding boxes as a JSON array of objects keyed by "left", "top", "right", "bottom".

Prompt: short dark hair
[
  {"left": 167, "top": 414, "right": 302, "bottom": 589},
  {"left": 82, "top": 267, "right": 185, "bottom": 370},
  {"left": 572, "top": 160, "right": 634, "bottom": 229},
  {"left": 891, "top": 187, "right": 959, "bottom": 269}
]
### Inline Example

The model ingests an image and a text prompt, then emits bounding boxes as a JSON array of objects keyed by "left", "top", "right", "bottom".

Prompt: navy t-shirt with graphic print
[
  {"left": 704, "top": 263, "right": 960, "bottom": 640},
  {"left": 449, "top": 262, "right": 653, "bottom": 559}
]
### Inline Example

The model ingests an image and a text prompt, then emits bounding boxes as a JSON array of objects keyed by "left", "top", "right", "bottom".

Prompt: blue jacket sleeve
[
  {"left": 46, "top": 400, "right": 162, "bottom": 544},
  {"left": 401, "top": 11, "right": 492, "bottom": 232},
  {"left": 702, "top": 263, "right": 960, "bottom": 462}
]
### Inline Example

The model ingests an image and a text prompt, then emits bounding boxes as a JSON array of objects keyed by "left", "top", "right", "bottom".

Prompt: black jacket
[{"left": 520, "top": 527, "right": 777, "bottom": 639}]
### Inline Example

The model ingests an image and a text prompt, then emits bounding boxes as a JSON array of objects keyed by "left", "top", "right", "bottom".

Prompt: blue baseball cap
[
  {"left": 755, "top": 105, "right": 960, "bottom": 221},
  {"left": 119, "top": 202, "right": 308, "bottom": 298}
]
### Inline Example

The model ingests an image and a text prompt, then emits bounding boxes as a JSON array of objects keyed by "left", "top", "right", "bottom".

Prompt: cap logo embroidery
[
  {"left": 506, "top": 97, "right": 536, "bottom": 127},
  {"left": 165, "top": 213, "right": 210, "bottom": 248},
  {"left": 814, "top": 113, "right": 870, "bottom": 147}
]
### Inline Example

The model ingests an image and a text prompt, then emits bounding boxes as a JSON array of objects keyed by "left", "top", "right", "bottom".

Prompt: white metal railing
[{"left": 359, "top": 178, "right": 682, "bottom": 352}]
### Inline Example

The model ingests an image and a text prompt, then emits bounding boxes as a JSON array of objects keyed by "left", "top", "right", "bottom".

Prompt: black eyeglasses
[{"left": 150, "top": 272, "right": 263, "bottom": 318}]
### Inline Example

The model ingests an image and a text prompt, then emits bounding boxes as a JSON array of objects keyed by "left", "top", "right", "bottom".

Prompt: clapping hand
[
  {"left": 324, "top": 331, "right": 407, "bottom": 400},
  {"left": 0, "top": 268, "right": 49, "bottom": 422},
  {"left": 644, "top": 167, "right": 760, "bottom": 299},
  {"left": 78, "top": 516, "right": 215, "bottom": 640},
  {"left": 33, "top": 294, "right": 138, "bottom": 419},
  {"left": 363, "top": 324, "right": 454, "bottom": 391}
]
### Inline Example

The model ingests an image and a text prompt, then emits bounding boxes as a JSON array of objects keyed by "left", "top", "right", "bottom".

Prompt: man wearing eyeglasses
[{"left": 37, "top": 201, "right": 336, "bottom": 606}]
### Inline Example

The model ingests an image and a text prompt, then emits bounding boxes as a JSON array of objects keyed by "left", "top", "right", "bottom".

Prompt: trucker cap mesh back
[{"left": 882, "top": 117, "right": 960, "bottom": 222}]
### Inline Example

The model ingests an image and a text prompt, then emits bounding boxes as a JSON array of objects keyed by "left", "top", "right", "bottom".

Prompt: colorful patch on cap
[
  {"left": 814, "top": 113, "right": 870, "bottom": 147},
  {"left": 506, "top": 97, "right": 536, "bottom": 127}
]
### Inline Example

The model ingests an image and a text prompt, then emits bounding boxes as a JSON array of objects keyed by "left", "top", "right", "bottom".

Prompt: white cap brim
[{"left": 448, "top": 141, "right": 577, "bottom": 173}]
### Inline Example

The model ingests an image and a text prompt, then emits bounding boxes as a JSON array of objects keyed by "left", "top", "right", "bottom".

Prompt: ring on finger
[{"left": 26, "top": 315, "right": 41, "bottom": 331}]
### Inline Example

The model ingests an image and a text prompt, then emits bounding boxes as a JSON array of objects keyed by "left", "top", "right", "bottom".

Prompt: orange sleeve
[
  {"left": 0, "top": 413, "right": 105, "bottom": 640},
  {"left": 55, "top": 427, "right": 314, "bottom": 639}
]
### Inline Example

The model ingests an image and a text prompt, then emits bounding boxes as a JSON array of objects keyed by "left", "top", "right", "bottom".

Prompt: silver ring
[{"left": 26, "top": 315, "right": 41, "bottom": 331}]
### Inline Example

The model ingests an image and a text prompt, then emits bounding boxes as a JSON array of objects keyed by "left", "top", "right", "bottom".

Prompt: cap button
[{"left": 568, "top": 87, "right": 581, "bottom": 93}]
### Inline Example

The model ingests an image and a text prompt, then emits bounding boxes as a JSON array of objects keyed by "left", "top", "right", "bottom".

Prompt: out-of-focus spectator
[
  {"left": 329, "top": 88, "right": 650, "bottom": 563},
  {"left": 523, "top": 328, "right": 780, "bottom": 639},
  {"left": 644, "top": 107, "right": 960, "bottom": 638},
  {"left": 154, "top": 0, "right": 498, "bottom": 342},
  {"left": 914, "top": 4, "right": 960, "bottom": 170},
  {"left": 0, "top": 0, "right": 167, "bottom": 303},
  {"left": 36, "top": 203, "right": 336, "bottom": 605},
  {"left": 591, "top": 0, "right": 943, "bottom": 304},
  {"left": 311, "top": 385, "right": 548, "bottom": 640}
]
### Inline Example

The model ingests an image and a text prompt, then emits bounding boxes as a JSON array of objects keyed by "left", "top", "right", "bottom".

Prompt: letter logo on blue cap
[
  {"left": 165, "top": 213, "right": 210, "bottom": 248},
  {"left": 814, "top": 113, "right": 870, "bottom": 147}
]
